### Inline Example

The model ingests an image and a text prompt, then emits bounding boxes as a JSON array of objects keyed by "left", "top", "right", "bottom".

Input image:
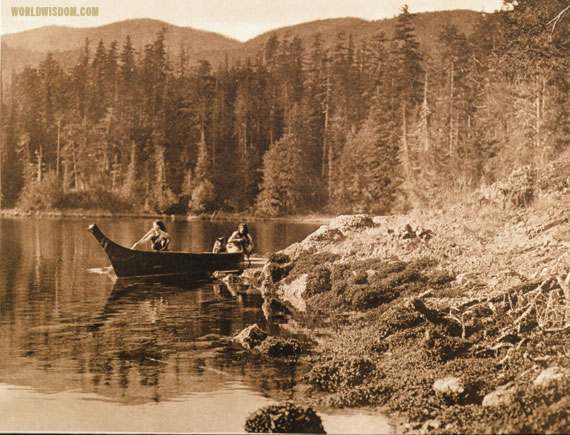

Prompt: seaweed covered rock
[
  {"left": 244, "top": 402, "right": 326, "bottom": 434},
  {"left": 257, "top": 336, "right": 302, "bottom": 361},
  {"left": 233, "top": 324, "right": 267, "bottom": 350},
  {"left": 423, "top": 326, "right": 470, "bottom": 362},
  {"left": 304, "top": 356, "right": 378, "bottom": 393},
  {"left": 263, "top": 253, "right": 294, "bottom": 284},
  {"left": 306, "top": 226, "right": 345, "bottom": 243},
  {"left": 308, "top": 257, "right": 447, "bottom": 313},
  {"left": 328, "top": 214, "right": 374, "bottom": 232}
]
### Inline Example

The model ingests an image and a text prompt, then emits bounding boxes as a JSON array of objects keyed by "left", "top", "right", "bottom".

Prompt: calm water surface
[{"left": 0, "top": 218, "right": 392, "bottom": 433}]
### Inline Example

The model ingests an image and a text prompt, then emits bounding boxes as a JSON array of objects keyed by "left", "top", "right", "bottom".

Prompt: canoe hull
[{"left": 88, "top": 224, "right": 244, "bottom": 278}]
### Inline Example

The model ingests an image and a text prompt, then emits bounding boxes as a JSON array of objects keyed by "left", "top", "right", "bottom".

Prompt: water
[{"left": 0, "top": 217, "right": 393, "bottom": 433}]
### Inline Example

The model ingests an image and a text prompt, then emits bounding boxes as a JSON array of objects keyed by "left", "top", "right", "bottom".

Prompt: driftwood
[
  {"left": 555, "top": 272, "right": 570, "bottom": 301},
  {"left": 548, "top": 4, "right": 570, "bottom": 36},
  {"left": 543, "top": 324, "right": 570, "bottom": 334}
]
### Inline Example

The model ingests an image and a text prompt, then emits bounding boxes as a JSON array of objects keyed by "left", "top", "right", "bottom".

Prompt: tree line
[{"left": 1, "top": 1, "right": 569, "bottom": 215}]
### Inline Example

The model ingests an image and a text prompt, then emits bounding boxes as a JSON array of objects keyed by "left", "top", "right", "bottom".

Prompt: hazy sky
[{"left": 2, "top": 0, "right": 505, "bottom": 40}]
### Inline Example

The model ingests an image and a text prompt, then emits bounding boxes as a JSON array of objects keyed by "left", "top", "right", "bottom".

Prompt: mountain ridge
[{"left": 1, "top": 10, "right": 483, "bottom": 79}]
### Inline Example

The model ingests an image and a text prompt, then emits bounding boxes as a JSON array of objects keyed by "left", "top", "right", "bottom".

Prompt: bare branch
[{"left": 548, "top": 4, "right": 570, "bottom": 36}]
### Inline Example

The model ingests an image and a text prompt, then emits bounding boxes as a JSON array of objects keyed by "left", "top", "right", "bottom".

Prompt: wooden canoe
[{"left": 88, "top": 224, "right": 245, "bottom": 278}]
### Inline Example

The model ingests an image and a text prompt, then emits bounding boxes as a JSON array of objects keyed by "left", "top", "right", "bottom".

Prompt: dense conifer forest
[{"left": 1, "top": 0, "right": 569, "bottom": 215}]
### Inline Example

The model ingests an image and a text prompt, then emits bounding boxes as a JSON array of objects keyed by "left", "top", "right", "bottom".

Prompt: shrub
[
  {"left": 17, "top": 172, "right": 63, "bottom": 210},
  {"left": 189, "top": 179, "right": 216, "bottom": 213}
]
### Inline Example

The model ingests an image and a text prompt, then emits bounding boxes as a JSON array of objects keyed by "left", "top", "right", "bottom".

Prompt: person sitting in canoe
[
  {"left": 131, "top": 220, "right": 170, "bottom": 251},
  {"left": 226, "top": 223, "right": 254, "bottom": 254}
]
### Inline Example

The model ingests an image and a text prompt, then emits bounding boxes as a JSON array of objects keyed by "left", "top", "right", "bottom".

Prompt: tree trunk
[
  {"left": 37, "top": 145, "right": 43, "bottom": 182},
  {"left": 402, "top": 103, "right": 409, "bottom": 179},
  {"left": 72, "top": 142, "right": 79, "bottom": 190},
  {"left": 327, "top": 136, "right": 334, "bottom": 201},
  {"left": 56, "top": 118, "right": 61, "bottom": 177},
  {"left": 322, "top": 75, "right": 330, "bottom": 178},
  {"left": 422, "top": 71, "right": 429, "bottom": 153},
  {"left": 449, "top": 61, "right": 454, "bottom": 157}
]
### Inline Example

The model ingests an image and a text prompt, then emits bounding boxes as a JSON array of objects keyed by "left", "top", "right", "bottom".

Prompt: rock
[
  {"left": 257, "top": 336, "right": 302, "bottom": 360},
  {"left": 233, "top": 324, "right": 267, "bottom": 350},
  {"left": 306, "top": 226, "right": 345, "bottom": 243},
  {"left": 456, "top": 272, "right": 481, "bottom": 286},
  {"left": 222, "top": 273, "right": 243, "bottom": 285},
  {"left": 372, "top": 216, "right": 387, "bottom": 226},
  {"left": 433, "top": 377, "right": 465, "bottom": 395},
  {"left": 482, "top": 385, "right": 516, "bottom": 407},
  {"left": 244, "top": 402, "right": 326, "bottom": 434},
  {"left": 262, "top": 298, "right": 292, "bottom": 322},
  {"left": 421, "top": 419, "right": 441, "bottom": 431},
  {"left": 196, "top": 333, "right": 224, "bottom": 342},
  {"left": 241, "top": 268, "right": 263, "bottom": 286},
  {"left": 328, "top": 214, "right": 374, "bottom": 232},
  {"left": 533, "top": 367, "right": 568, "bottom": 388},
  {"left": 263, "top": 254, "right": 294, "bottom": 284},
  {"left": 401, "top": 224, "right": 416, "bottom": 239},
  {"left": 278, "top": 274, "right": 308, "bottom": 312}
]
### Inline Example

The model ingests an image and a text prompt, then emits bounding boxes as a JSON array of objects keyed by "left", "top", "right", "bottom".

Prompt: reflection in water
[{"left": 0, "top": 218, "right": 392, "bottom": 433}]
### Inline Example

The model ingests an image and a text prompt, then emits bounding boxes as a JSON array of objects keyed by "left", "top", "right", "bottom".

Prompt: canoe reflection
[{"left": 64, "top": 278, "right": 295, "bottom": 404}]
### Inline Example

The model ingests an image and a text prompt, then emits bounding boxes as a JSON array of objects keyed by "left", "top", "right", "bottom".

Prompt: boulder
[
  {"left": 482, "top": 385, "right": 516, "bottom": 407},
  {"left": 533, "top": 367, "right": 568, "bottom": 388},
  {"left": 233, "top": 324, "right": 267, "bottom": 350}
]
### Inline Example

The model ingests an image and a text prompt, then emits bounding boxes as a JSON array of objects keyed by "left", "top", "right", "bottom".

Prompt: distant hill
[
  {"left": 239, "top": 10, "right": 481, "bottom": 58},
  {"left": 1, "top": 18, "right": 241, "bottom": 81},
  {"left": 1, "top": 10, "right": 483, "bottom": 81}
]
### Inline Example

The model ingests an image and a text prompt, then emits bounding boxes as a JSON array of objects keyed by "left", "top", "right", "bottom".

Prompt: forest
[{"left": 1, "top": 0, "right": 569, "bottom": 216}]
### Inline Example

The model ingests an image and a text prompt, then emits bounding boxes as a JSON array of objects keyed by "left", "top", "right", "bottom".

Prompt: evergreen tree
[{"left": 256, "top": 130, "right": 311, "bottom": 216}]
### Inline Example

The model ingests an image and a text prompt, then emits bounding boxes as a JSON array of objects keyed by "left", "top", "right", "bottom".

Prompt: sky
[{"left": 1, "top": 0, "right": 505, "bottom": 40}]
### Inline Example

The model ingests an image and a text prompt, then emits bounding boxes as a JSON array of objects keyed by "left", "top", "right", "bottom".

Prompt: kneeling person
[{"left": 227, "top": 223, "right": 254, "bottom": 254}]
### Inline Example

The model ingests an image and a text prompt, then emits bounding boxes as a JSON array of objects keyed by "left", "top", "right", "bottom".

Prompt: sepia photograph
[{"left": 1, "top": 0, "right": 569, "bottom": 433}]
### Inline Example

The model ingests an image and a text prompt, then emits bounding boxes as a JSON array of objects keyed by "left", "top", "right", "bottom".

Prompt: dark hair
[
  {"left": 239, "top": 223, "right": 249, "bottom": 235},
  {"left": 154, "top": 220, "right": 167, "bottom": 231}
]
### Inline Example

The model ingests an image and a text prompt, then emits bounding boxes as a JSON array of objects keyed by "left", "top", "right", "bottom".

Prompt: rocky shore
[{"left": 237, "top": 171, "right": 570, "bottom": 433}]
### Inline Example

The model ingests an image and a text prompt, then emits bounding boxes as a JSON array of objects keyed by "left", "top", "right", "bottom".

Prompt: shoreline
[
  {"left": 257, "top": 204, "right": 570, "bottom": 434},
  {"left": 0, "top": 208, "right": 334, "bottom": 225}
]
